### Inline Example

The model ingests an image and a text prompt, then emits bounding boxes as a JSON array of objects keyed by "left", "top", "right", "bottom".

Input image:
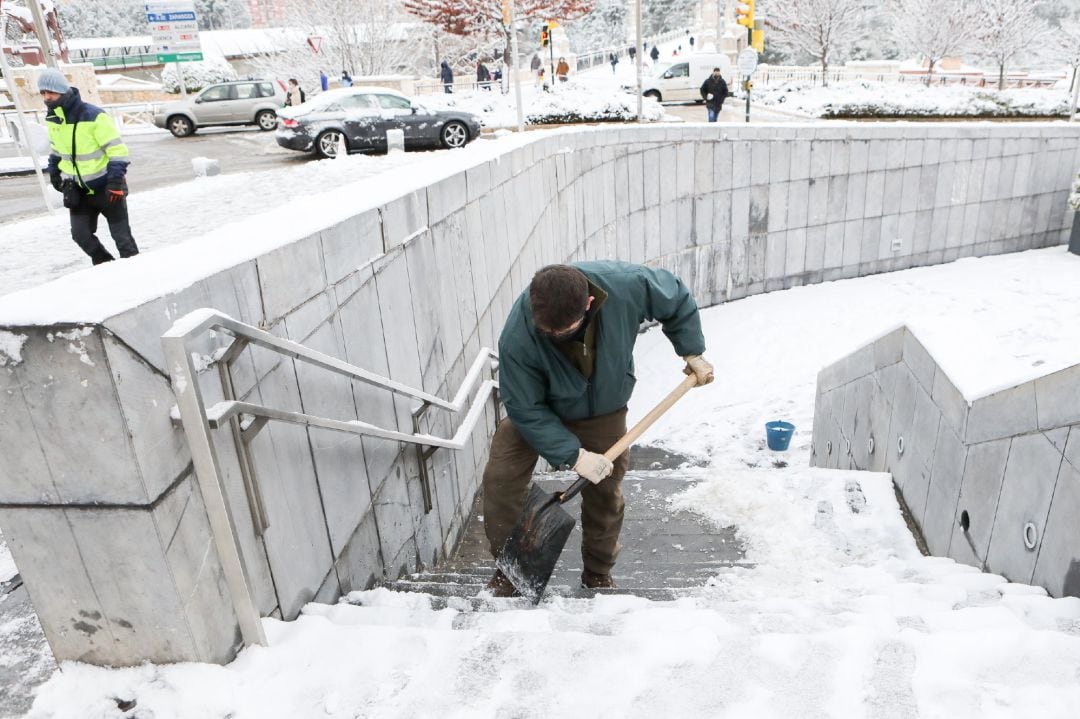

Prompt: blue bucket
[{"left": 765, "top": 421, "right": 795, "bottom": 451}]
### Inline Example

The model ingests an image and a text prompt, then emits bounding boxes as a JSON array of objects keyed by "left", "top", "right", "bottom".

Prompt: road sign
[
  {"left": 737, "top": 47, "right": 758, "bottom": 77},
  {"left": 145, "top": 1, "right": 203, "bottom": 64}
]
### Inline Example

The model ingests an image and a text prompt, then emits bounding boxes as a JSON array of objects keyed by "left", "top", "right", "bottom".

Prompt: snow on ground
[
  {"left": 0, "top": 141, "right": 496, "bottom": 300},
  {"left": 0, "top": 530, "right": 15, "bottom": 584},
  {"left": 0, "top": 156, "right": 47, "bottom": 174},
  {"left": 22, "top": 247, "right": 1080, "bottom": 719},
  {"left": 756, "top": 82, "right": 1073, "bottom": 118},
  {"left": 423, "top": 80, "right": 666, "bottom": 127},
  {"left": 630, "top": 247, "right": 1080, "bottom": 466}
]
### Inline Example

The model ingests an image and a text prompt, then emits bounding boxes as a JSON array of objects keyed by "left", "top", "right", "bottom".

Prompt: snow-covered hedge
[
  {"left": 160, "top": 55, "right": 238, "bottom": 94},
  {"left": 757, "top": 81, "right": 1074, "bottom": 119},
  {"left": 424, "top": 82, "right": 665, "bottom": 128}
]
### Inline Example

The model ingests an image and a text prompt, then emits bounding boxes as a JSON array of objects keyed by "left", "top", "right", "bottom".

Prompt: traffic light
[
  {"left": 540, "top": 25, "right": 549, "bottom": 47},
  {"left": 751, "top": 28, "right": 764, "bottom": 53},
  {"left": 735, "top": 0, "right": 754, "bottom": 29}
]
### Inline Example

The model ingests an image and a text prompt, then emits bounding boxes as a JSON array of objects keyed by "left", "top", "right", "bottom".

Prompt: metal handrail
[{"left": 161, "top": 308, "right": 501, "bottom": 650}]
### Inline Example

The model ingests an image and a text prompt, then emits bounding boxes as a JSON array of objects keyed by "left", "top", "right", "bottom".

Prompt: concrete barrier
[
  {"left": 1, "top": 121, "right": 1079, "bottom": 666},
  {"left": 811, "top": 326, "right": 1080, "bottom": 598}
]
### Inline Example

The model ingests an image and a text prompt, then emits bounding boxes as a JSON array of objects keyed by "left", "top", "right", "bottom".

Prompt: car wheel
[
  {"left": 440, "top": 121, "right": 469, "bottom": 149},
  {"left": 168, "top": 115, "right": 195, "bottom": 137},
  {"left": 256, "top": 110, "right": 277, "bottom": 131},
  {"left": 644, "top": 90, "right": 662, "bottom": 102},
  {"left": 316, "top": 130, "right": 347, "bottom": 158}
]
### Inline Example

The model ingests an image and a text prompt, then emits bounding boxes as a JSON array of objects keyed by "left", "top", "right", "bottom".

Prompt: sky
[{"left": 10, "top": 246, "right": 1080, "bottom": 719}]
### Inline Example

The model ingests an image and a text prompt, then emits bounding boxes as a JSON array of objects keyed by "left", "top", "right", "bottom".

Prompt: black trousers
[{"left": 69, "top": 191, "right": 138, "bottom": 264}]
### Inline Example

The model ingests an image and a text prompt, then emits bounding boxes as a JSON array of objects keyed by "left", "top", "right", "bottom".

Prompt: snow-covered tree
[
  {"left": 57, "top": 0, "right": 146, "bottom": 38},
  {"left": 972, "top": 0, "right": 1048, "bottom": 90},
  {"left": 404, "top": 0, "right": 593, "bottom": 73},
  {"left": 765, "top": 0, "right": 867, "bottom": 85},
  {"left": 889, "top": 0, "right": 980, "bottom": 83},
  {"left": 1035, "top": 0, "right": 1080, "bottom": 29},
  {"left": 160, "top": 52, "right": 237, "bottom": 92},
  {"left": 193, "top": 0, "right": 251, "bottom": 30},
  {"left": 642, "top": 0, "right": 696, "bottom": 36},
  {"left": 567, "top": 0, "right": 627, "bottom": 54},
  {"left": 1050, "top": 19, "right": 1080, "bottom": 92}
]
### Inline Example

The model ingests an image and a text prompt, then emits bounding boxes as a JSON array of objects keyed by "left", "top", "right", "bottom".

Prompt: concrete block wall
[
  {"left": 2, "top": 122, "right": 1079, "bottom": 666},
  {"left": 811, "top": 327, "right": 1080, "bottom": 598}
]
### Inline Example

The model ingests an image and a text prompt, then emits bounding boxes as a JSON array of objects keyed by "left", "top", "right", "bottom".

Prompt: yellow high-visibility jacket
[{"left": 46, "top": 88, "right": 129, "bottom": 194}]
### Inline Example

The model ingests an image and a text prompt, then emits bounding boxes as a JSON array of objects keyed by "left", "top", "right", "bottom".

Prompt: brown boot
[
  {"left": 581, "top": 570, "right": 616, "bottom": 589},
  {"left": 486, "top": 569, "right": 521, "bottom": 598}
]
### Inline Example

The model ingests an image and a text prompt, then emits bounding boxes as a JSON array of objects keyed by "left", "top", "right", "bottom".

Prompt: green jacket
[{"left": 498, "top": 261, "right": 706, "bottom": 468}]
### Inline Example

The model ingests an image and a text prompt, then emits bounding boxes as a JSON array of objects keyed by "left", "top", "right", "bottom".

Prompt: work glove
[
  {"left": 106, "top": 178, "right": 128, "bottom": 204},
  {"left": 49, "top": 171, "right": 62, "bottom": 191},
  {"left": 574, "top": 448, "right": 614, "bottom": 485},
  {"left": 683, "top": 354, "right": 715, "bottom": 386}
]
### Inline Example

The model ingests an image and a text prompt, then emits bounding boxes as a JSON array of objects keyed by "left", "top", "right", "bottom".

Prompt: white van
[{"left": 641, "top": 52, "right": 735, "bottom": 103}]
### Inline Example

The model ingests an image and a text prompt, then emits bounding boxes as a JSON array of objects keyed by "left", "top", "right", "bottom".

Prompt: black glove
[
  {"left": 106, "top": 178, "right": 128, "bottom": 204},
  {"left": 50, "top": 171, "right": 62, "bottom": 191}
]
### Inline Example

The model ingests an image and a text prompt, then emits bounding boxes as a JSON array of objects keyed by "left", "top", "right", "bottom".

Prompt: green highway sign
[{"left": 156, "top": 52, "right": 204, "bottom": 63}]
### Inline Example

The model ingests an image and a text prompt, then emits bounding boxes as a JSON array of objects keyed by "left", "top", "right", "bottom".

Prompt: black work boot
[
  {"left": 486, "top": 569, "right": 520, "bottom": 598},
  {"left": 581, "top": 570, "right": 616, "bottom": 589}
]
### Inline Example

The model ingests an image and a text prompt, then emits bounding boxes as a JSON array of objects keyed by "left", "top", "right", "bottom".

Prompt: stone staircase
[{"left": 374, "top": 446, "right": 751, "bottom": 608}]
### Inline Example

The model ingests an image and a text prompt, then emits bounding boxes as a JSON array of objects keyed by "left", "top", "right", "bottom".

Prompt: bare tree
[
  {"left": 889, "top": 0, "right": 980, "bottom": 84},
  {"left": 972, "top": 0, "right": 1047, "bottom": 90},
  {"left": 246, "top": 0, "right": 424, "bottom": 88},
  {"left": 765, "top": 0, "right": 867, "bottom": 86}
]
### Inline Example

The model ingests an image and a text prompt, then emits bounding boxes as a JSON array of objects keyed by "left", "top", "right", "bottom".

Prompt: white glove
[
  {"left": 683, "top": 354, "right": 715, "bottom": 386},
  {"left": 574, "top": 448, "right": 614, "bottom": 484},
  {"left": 706, "top": 93, "right": 714, "bottom": 100}
]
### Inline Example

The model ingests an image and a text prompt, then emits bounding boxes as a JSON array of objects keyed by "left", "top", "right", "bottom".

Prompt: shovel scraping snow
[{"left": 495, "top": 374, "right": 700, "bottom": 603}]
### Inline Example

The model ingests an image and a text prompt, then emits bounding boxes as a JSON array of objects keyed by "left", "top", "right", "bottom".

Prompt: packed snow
[
  {"left": 19, "top": 247, "right": 1080, "bottom": 719},
  {"left": 756, "top": 82, "right": 1074, "bottom": 118},
  {"left": 0, "top": 530, "right": 16, "bottom": 584}
]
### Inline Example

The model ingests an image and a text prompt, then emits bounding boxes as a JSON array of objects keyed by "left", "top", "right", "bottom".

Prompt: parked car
[
  {"left": 640, "top": 53, "right": 735, "bottom": 103},
  {"left": 153, "top": 79, "right": 286, "bottom": 137},
  {"left": 275, "top": 87, "right": 483, "bottom": 158}
]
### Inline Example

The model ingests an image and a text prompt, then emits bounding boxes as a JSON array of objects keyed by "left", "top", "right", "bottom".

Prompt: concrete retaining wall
[
  {"left": 2, "top": 121, "right": 1079, "bottom": 666},
  {"left": 811, "top": 327, "right": 1080, "bottom": 598}
]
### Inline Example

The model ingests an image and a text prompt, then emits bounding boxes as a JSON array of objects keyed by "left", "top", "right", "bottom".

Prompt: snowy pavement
[{"left": 12, "top": 247, "right": 1080, "bottom": 718}]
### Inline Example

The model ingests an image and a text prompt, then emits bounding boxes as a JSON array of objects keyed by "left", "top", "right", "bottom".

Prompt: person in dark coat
[
  {"left": 628, "top": 45, "right": 636, "bottom": 61},
  {"left": 440, "top": 60, "right": 454, "bottom": 93},
  {"left": 649, "top": 45, "right": 660, "bottom": 63},
  {"left": 700, "top": 67, "right": 729, "bottom": 122},
  {"left": 482, "top": 262, "right": 714, "bottom": 597},
  {"left": 609, "top": 52, "right": 618, "bottom": 73},
  {"left": 477, "top": 60, "right": 491, "bottom": 89}
]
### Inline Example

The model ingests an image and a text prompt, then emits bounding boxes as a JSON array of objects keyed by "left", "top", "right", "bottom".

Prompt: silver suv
[{"left": 153, "top": 80, "right": 285, "bottom": 137}]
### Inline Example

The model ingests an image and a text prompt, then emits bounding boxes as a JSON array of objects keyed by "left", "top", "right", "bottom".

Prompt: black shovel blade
[{"left": 495, "top": 483, "right": 576, "bottom": 604}]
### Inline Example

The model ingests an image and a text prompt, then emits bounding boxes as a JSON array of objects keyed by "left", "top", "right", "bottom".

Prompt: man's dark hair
[
  {"left": 530, "top": 265, "right": 588, "bottom": 330},
  {"left": 289, "top": 78, "right": 298, "bottom": 85}
]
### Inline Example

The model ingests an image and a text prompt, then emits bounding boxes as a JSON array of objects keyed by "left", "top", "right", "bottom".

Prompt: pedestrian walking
[
  {"left": 340, "top": 70, "right": 352, "bottom": 87},
  {"left": 285, "top": 78, "right": 305, "bottom": 107},
  {"left": 440, "top": 60, "right": 454, "bottom": 93},
  {"left": 628, "top": 45, "right": 636, "bottom": 61},
  {"left": 319, "top": 70, "right": 328, "bottom": 92},
  {"left": 38, "top": 69, "right": 138, "bottom": 265},
  {"left": 483, "top": 262, "right": 714, "bottom": 596},
  {"left": 650, "top": 45, "right": 660, "bottom": 63},
  {"left": 556, "top": 56, "right": 570, "bottom": 82},
  {"left": 689, "top": 36, "right": 695, "bottom": 49},
  {"left": 531, "top": 53, "right": 542, "bottom": 73},
  {"left": 609, "top": 52, "right": 618, "bottom": 73},
  {"left": 477, "top": 60, "right": 492, "bottom": 89},
  {"left": 700, "top": 66, "right": 729, "bottom": 123}
]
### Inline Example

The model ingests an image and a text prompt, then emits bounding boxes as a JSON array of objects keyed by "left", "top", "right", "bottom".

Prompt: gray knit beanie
[{"left": 36, "top": 69, "right": 71, "bottom": 95}]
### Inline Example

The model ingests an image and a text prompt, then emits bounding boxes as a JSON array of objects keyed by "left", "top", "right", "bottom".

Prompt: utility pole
[
  {"left": 0, "top": 10, "right": 53, "bottom": 211},
  {"left": 505, "top": 0, "right": 525, "bottom": 132},
  {"left": 635, "top": 0, "right": 643, "bottom": 121},
  {"left": 26, "top": 0, "right": 58, "bottom": 69}
]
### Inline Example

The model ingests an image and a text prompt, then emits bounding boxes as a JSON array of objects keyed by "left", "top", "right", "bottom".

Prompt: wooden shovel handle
[{"left": 559, "top": 373, "right": 700, "bottom": 503}]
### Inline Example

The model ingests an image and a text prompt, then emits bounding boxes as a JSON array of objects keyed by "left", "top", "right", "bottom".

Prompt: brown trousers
[{"left": 482, "top": 407, "right": 629, "bottom": 575}]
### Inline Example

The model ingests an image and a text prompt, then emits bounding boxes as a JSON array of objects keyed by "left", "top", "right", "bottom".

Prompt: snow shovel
[{"left": 495, "top": 373, "right": 700, "bottom": 603}]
